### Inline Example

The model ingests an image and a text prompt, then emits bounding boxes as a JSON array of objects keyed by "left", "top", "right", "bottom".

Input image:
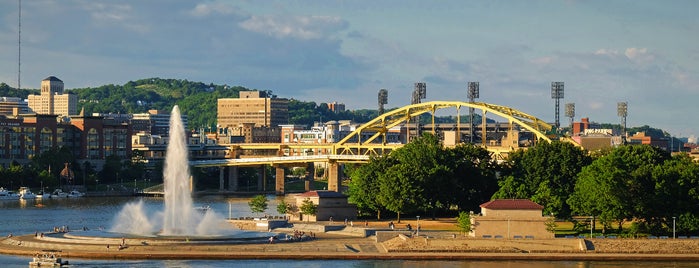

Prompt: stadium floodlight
[
  {"left": 378, "top": 89, "right": 388, "bottom": 115},
  {"left": 468, "top": 82, "right": 479, "bottom": 143},
  {"left": 551, "top": 82, "right": 564, "bottom": 129}
]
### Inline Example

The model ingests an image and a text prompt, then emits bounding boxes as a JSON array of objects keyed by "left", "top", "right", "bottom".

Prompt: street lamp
[
  {"left": 416, "top": 216, "right": 420, "bottom": 237},
  {"left": 673, "top": 216, "right": 676, "bottom": 239}
]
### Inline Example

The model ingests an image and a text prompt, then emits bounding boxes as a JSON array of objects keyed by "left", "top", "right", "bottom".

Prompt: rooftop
[{"left": 480, "top": 199, "right": 544, "bottom": 210}]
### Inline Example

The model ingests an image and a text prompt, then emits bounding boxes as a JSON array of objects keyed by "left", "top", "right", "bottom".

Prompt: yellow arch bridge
[{"left": 190, "top": 101, "right": 572, "bottom": 194}]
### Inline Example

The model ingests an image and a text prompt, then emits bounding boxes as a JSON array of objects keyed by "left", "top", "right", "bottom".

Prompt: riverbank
[{"left": 2, "top": 221, "right": 699, "bottom": 261}]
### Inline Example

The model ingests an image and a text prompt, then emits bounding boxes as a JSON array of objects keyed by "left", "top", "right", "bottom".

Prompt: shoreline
[{"left": 3, "top": 232, "right": 699, "bottom": 262}]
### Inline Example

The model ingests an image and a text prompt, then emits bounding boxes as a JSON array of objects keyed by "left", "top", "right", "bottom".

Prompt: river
[{"left": 1, "top": 196, "right": 696, "bottom": 267}]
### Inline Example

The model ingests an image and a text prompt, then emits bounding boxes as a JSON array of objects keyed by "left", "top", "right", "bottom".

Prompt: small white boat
[
  {"left": 29, "top": 250, "right": 69, "bottom": 267},
  {"left": 50, "top": 189, "right": 68, "bottom": 199},
  {"left": 18, "top": 187, "right": 37, "bottom": 200},
  {"left": 194, "top": 205, "right": 211, "bottom": 214},
  {"left": 0, "top": 187, "right": 20, "bottom": 200},
  {"left": 67, "top": 190, "right": 84, "bottom": 198}
]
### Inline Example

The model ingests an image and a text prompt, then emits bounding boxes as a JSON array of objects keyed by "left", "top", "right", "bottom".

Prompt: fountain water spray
[{"left": 111, "top": 105, "right": 223, "bottom": 236}]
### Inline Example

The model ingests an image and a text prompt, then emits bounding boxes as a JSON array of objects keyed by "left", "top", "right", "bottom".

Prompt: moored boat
[
  {"left": 29, "top": 250, "right": 69, "bottom": 267},
  {"left": 50, "top": 189, "right": 68, "bottom": 198},
  {"left": 67, "top": 190, "right": 85, "bottom": 198},
  {"left": 18, "top": 187, "right": 37, "bottom": 200},
  {"left": 0, "top": 187, "right": 20, "bottom": 200}
]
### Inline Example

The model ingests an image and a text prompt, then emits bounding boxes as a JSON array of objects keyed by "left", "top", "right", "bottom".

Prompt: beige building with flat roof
[
  {"left": 217, "top": 91, "right": 288, "bottom": 128},
  {"left": 27, "top": 76, "right": 78, "bottom": 116},
  {"left": 470, "top": 199, "right": 554, "bottom": 239}
]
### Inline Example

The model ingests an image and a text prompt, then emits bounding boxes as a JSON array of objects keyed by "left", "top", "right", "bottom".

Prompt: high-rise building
[
  {"left": 327, "top": 102, "right": 345, "bottom": 113},
  {"left": 27, "top": 76, "right": 77, "bottom": 116},
  {"left": 217, "top": 91, "right": 288, "bottom": 128}
]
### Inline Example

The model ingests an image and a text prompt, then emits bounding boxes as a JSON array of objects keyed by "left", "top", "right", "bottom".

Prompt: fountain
[{"left": 110, "top": 105, "right": 225, "bottom": 237}]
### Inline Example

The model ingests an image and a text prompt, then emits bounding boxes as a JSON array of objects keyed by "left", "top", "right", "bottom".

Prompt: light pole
[
  {"left": 673, "top": 216, "right": 676, "bottom": 239},
  {"left": 507, "top": 217, "right": 511, "bottom": 239},
  {"left": 416, "top": 216, "right": 420, "bottom": 237}
]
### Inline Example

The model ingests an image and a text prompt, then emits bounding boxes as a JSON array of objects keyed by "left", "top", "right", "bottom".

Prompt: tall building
[
  {"left": 27, "top": 76, "right": 78, "bottom": 116},
  {"left": 217, "top": 91, "right": 288, "bottom": 128},
  {"left": 327, "top": 101, "right": 345, "bottom": 113}
]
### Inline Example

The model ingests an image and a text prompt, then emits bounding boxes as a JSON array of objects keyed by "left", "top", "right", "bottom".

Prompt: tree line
[{"left": 347, "top": 133, "right": 699, "bottom": 236}]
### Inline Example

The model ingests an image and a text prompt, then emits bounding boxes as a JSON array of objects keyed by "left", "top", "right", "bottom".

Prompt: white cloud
[
  {"left": 530, "top": 56, "right": 554, "bottom": 66},
  {"left": 593, "top": 48, "right": 619, "bottom": 57},
  {"left": 189, "top": 2, "right": 237, "bottom": 17},
  {"left": 239, "top": 15, "right": 347, "bottom": 40},
  {"left": 624, "top": 47, "right": 654, "bottom": 64}
]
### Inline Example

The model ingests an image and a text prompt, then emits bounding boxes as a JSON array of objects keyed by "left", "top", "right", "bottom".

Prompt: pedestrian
[
  {"left": 329, "top": 216, "right": 333, "bottom": 224},
  {"left": 269, "top": 236, "right": 274, "bottom": 244},
  {"left": 365, "top": 220, "right": 368, "bottom": 227},
  {"left": 344, "top": 218, "right": 348, "bottom": 225}
]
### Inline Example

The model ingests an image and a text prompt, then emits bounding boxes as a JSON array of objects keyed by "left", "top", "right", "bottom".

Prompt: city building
[
  {"left": 469, "top": 199, "right": 553, "bottom": 239},
  {"left": 131, "top": 109, "right": 187, "bottom": 136},
  {"left": 0, "top": 112, "right": 131, "bottom": 166},
  {"left": 0, "top": 97, "right": 29, "bottom": 116},
  {"left": 326, "top": 101, "right": 345, "bottom": 113},
  {"left": 27, "top": 76, "right": 78, "bottom": 116},
  {"left": 216, "top": 123, "right": 281, "bottom": 144},
  {"left": 217, "top": 91, "right": 288, "bottom": 128},
  {"left": 628, "top": 131, "right": 669, "bottom": 150}
]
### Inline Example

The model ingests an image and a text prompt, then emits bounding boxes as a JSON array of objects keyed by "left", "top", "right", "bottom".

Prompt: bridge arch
[{"left": 332, "top": 101, "right": 553, "bottom": 155}]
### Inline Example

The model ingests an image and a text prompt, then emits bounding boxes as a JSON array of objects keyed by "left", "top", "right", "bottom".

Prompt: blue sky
[{"left": 0, "top": 0, "right": 697, "bottom": 140}]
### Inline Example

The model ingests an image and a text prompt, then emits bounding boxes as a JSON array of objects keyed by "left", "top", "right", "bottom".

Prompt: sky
[{"left": 0, "top": 0, "right": 697, "bottom": 139}]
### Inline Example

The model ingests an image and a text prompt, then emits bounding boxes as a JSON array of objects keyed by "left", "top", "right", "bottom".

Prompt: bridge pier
[
  {"left": 219, "top": 167, "right": 224, "bottom": 191},
  {"left": 228, "top": 166, "right": 238, "bottom": 191},
  {"left": 305, "top": 163, "right": 314, "bottom": 192},
  {"left": 258, "top": 166, "right": 265, "bottom": 191},
  {"left": 275, "top": 166, "right": 285, "bottom": 195},
  {"left": 327, "top": 161, "right": 340, "bottom": 192}
]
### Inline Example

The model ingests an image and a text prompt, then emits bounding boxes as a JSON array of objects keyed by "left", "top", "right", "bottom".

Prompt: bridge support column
[
  {"left": 327, "top": 161, "right": 340, "bottom": 192},
  {"left": 258, "top": 166, "right": 265, "bottom": 191},
  {"left": 219, "top": 167, "right": 224, "bottom": 191},
  {"left": 228, "top": 166, "right": 238, "bottom": 191},
  {"left": 275, "top": 167, "right": 285, "bottom": 195},
  {"left": 305, "top": 163, "right": 314, "bottom": 192}
]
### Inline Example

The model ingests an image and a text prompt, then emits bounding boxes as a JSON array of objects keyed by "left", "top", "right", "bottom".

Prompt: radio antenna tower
[{"left": 17, "top": 0, "right": 22, "bottom": 90}]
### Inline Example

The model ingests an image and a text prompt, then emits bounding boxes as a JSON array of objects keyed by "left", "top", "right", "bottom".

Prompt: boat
[
  {"left": 0, "top": 187, "right": 20, "bottom": 200},
  {"left": 29, "top": 250, "right": 69, "bottom": 267},
  {"left": 18, "top": 187, "right": 37, "bottom": 200},
  {"left": 50, "top": 189, "right": 68, "bottom": 199},
  {"left": 194, "top": 205, "right": 211, "bottom": 214},
  {"left": 67, "top": 190, "right": 84, "bottom": 198}
]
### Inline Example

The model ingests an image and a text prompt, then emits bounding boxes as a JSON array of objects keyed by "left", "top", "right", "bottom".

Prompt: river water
[{"left": 1, "top": 196, "right": 697, "bottom": 268}]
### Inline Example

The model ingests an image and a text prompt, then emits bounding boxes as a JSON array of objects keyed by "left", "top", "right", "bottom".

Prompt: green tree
[
  {"left": 276, "top": 199, "right": 291, "bottom": 217},
  {"left": 299, "top": 198, "right": 318, "bottom": 222},
  {"left": 456, "top": 211, "right": 472, "bottom": 235},
  {"left": 494, "top": 140, "right": 591, "bottom": 219},
  {"left": 568, "top": 145, "right": 670, "bottom": 233},
  {"left": 347, "top": 155, "right": 394, "bottom": 219},
  {"left": 248, "top": 194, "right": 269, "bottom": 215}
]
